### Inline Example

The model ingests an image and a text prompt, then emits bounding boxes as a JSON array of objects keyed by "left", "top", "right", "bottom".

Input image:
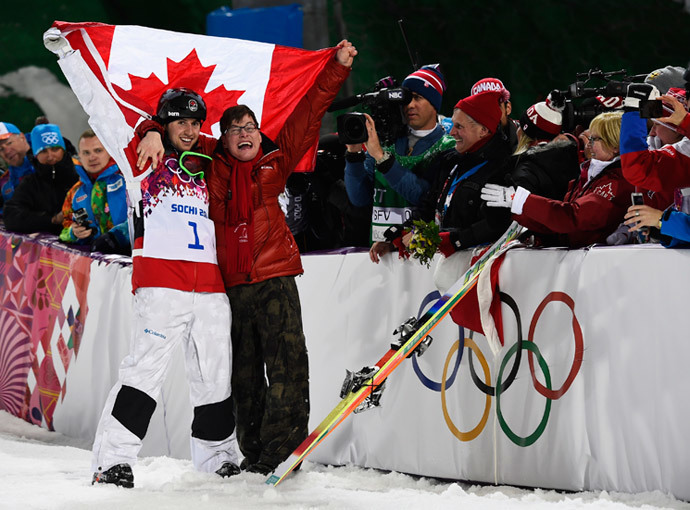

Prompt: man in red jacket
[{"left": 206, "top": 40, "right": 356, "bottom": 475}]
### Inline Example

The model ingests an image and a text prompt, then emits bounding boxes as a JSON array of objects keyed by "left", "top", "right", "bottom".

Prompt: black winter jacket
[
  {"left": 4, "top": 154, "right": 78, "bottom": 235},
  {"left": 505, "top": 139, "right": 580, "bottom": 201},
  {"left": 416, "top": 130, "right": 513, "bottom": 249}
]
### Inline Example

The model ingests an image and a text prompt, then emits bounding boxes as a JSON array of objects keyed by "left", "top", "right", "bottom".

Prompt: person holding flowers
[{"left": 378, "top": 90, "right": 513, "bottom": 266}]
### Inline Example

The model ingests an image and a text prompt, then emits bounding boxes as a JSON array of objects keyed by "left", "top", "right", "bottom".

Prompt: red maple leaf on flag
[{"left": 112, "top": 49, "right": 245, "bottom": 136}]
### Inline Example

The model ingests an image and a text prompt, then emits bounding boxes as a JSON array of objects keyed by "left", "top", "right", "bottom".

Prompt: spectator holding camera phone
[
  {"left": 59, "top": 130, "right": 130, "bottom": 255},
  {"left": 344, "top": 64, "right": 455, "bottom": 256}
]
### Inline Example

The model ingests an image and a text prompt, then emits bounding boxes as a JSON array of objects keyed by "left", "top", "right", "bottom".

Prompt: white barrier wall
[{"left": 3, "top": 232, "right": 690, "bottom": 499}]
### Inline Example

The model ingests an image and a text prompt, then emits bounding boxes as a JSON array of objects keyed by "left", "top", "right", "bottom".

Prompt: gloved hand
[
  {"left": 43, "top": 28, "right": 73, "bottom": 58},
  {"left": 624, "top": 83, "right": 660, "bottom": 110},
  {"left": 91, "top": 232, "right": 122, "bottom": 254},
  {"left": 480, "top": 184, "right": 516, "bottom": 208},
  {"left": 546, "top": 90, "right": 567, "bottom": 113},
  {"left": 438, "top": 231, "right": 461, "bottom": 257}
]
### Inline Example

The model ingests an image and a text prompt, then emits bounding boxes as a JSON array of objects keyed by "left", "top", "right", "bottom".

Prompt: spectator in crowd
[
  {"left": 621, "top": 83, "right": 690, "bottom": 191},
  {"left": 59, "top": 130, "right": 130, "bottom": 254},
  {"left": 618, "top": 84, "right": 690, "bottom": 246},
  {"left": 643, "top": 65, "right": 686, "bottom": 99},
  {"left": 471, "top": 77, "right": 519, "bottom": 152},
  {"left": 504, "top": 95, "right": 580, "bottom": 201},
  {"left": 390, "top": 90, "right": 513, "bottom": 260},
  {"left": 282, "top": 134, "right": 370, "bottom": 252},
  {"left": 482, "top": 111, "right": 632, "bottom": 247},
  {"left": 4, "top": 124, "right": 77, "bottom": 234},
  {"left": 345, "top": 64, "right": 455, "bottom": 248},
  {"left": 91, "top": 88, "right": 240, "bottom": 488},
  {"left": 206, "top": 41, "right": 356, "bottom": 475},
  {"left": 0, "top": 122, "right": 35, "bottom": 214}
]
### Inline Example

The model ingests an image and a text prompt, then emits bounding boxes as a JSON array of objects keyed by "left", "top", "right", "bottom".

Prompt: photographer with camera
[
  {"left": 621, "top": 82, "right": 690, "bottom": 192},
  {"left": 619, "top": 78, "right": 690, "bottom": 246},
  {"left": 59, "top": 130, "right": 130, "bottom": 255},
  {"left": 343, "top": 64, "right": 455, "bottom": 255}
]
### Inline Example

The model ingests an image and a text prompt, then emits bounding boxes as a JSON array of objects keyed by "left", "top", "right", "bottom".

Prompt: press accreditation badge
[{"left": 142, "top": 190, "right": 217, "bottom": 264}]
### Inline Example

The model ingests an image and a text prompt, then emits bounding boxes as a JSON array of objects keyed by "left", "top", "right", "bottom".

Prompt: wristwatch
[{"left": 375, "top": 151, "right": 392, "bottom": 166}]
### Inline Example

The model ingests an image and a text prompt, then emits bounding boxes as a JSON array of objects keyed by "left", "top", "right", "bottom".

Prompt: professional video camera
[
  {"left": 551, "top": 68, "right": 646, "bottom": 132},
  {"left": 329, "top": 76, "right": 412, "bottom": 146}
]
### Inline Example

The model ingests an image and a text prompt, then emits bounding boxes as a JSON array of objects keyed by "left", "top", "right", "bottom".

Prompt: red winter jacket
[
  {"left": 208, "top": 58, "right": 350, "bottom": 288},
  {"left": 514, "top": 159, "right": 634, "bottom": 248}
]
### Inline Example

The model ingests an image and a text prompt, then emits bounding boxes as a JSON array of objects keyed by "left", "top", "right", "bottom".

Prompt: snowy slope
[{"left": 1, "top": 411, "right": 687, "bottom": 510}]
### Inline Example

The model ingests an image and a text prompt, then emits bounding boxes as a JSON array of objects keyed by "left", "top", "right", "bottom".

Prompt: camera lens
[
  {"left": 337, "top": 113, "right": 369, "bottom": 144},
  {"left": 343, "top": 116, "right": 366, "bottom": 140}
]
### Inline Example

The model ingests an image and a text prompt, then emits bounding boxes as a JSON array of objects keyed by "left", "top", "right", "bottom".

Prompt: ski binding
[{"left": 391, "top": 317, "right": 433, "bottom": 356}]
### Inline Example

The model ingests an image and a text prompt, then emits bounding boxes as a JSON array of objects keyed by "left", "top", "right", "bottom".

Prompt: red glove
[
  {"left": 392, "top": 235, "right": 410, "bottom": 260},
  {"left": 438, "top": 232, "right": 456, "bottom": 257}
]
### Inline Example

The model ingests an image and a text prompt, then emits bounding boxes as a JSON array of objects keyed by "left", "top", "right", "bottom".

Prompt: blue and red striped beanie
[{"left": 402, "top": 64, "right": 446, "bottom": 112}]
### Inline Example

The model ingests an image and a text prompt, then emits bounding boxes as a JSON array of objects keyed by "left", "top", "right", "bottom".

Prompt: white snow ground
[{"left": 0, "top": 411, "right": 687, "bottom": 510}]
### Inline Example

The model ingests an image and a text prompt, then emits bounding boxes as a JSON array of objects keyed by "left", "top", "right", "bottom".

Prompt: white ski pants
[{"left": 91, "top": 287, "right": 237, "bottom": 473}]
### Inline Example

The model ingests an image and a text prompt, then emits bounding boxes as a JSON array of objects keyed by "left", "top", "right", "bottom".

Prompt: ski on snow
[{"left": 266, "top": 221, "right": 525, "bottom": 486}]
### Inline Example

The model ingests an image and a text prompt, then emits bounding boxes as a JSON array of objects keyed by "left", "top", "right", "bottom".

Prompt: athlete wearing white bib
[{"left": 92, "top": 89, "right": 240, "bottom": 488}]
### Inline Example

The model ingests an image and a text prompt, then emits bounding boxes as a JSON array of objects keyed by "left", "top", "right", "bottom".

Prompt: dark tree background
[{"left": 1, "top": 0, "right": 688, "bottom": 128}]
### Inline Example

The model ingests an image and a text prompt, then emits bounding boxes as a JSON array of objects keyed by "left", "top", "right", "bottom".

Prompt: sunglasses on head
[{"left": 179, "top": 151, "right": 212, "bottom": 179}]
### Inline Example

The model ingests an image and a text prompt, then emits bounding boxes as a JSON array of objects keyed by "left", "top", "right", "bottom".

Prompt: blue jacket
[
  {"left": 659, "top": 208, "right": 690, "bottom": 248},
  {"left": 61, "top": 161, "right": 129, "bottom": 246},
  {"left": 345, "top": 125, "right": 450, "bottom": 207},
  {"left": 0, "top": 156, "right": 36, "bottom": 214}
]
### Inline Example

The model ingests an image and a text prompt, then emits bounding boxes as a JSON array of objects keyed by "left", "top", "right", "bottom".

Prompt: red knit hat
[
  {"left": 454, "top": 91, "right": 502, "bottom": 134},
  {"left": 471, "top": 77, "right": 511, "bottom": 103},
  {"left": 519, "top": 101, "right": 562, "bottom": 140}
]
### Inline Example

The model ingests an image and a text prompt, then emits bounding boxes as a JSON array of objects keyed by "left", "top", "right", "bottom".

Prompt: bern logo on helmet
[{"left": 188, "top": 100, "right": 198, "bottom": 112}]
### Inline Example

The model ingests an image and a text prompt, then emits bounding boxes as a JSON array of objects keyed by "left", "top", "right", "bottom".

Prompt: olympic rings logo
[
  {"left": 163, "top": 156, "right": 206, "bottom": 189},
  {"left": 412, "top": 290, "right": 583, "bottom": 447}
]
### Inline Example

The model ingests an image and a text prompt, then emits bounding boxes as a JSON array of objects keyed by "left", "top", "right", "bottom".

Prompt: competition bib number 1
[
  {"left": 188, "top": 221, "right": 204, "bottom": 250},
  {"left": 142, "top": 192, "right": 217, "bottom": 264}
]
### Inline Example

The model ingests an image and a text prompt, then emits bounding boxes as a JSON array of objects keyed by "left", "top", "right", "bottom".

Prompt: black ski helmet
[{"left": 155, "top": 88, "right": 207, "bottom": 124}]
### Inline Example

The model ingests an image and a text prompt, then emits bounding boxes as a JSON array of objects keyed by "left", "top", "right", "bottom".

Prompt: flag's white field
[
  {"left": 0, "top": 411, "right": 687, "bottom": 510},
  {"left": 107, "top": 25, "right": 274, "bottom": 128}
]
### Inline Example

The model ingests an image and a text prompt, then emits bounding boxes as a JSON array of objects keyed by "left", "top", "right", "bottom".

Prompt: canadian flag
[{"left": 45, "top": 21, "right": 337, "bottom": 181}]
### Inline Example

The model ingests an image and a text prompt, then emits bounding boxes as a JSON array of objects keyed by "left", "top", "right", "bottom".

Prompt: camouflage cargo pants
[{"left": 226, "top": 276, "right": 309, "bottom": 469}]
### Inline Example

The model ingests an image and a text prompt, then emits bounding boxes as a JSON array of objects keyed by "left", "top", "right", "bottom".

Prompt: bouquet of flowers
[{"left": 407, "top": 219, "right": 442, "bottom": 268}]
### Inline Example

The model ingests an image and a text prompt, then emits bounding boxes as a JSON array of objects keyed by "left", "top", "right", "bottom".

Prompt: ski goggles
[{"left": 179, "top": 151, "right": 212, "bottom": 180}]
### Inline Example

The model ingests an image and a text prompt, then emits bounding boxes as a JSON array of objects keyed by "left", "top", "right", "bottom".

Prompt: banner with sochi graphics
[{"left": 2, "top": 230, "right": 690, "bottom": 499}]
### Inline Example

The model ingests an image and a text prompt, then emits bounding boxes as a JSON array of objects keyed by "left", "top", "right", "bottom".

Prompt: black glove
[
  {"left": 383, "top": 224, "right": 404, "bottom": 242},
  {"left": 624, "top": 83, "right": 660, "bottom": 111},
  {"left": 91, "top": 231, "right": 121, "bottom": 254}
]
